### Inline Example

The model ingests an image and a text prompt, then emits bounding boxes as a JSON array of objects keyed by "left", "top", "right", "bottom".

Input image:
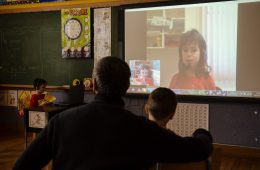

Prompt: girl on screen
[
  {"left": 136, "top": 64, "right": 154, "bottom": 86},
  {"left": 169, "top": 29, "right": 217, "bottom": 90}
]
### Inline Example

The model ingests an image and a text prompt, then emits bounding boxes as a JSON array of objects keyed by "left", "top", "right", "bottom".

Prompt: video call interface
[{"left": 124, "top": 0, "right": 260, "bottom": 98}]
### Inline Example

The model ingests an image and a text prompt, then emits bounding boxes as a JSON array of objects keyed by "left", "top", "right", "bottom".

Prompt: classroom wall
[
  {"left": 1, "top": 6, "right": 260, "bottom": 149},
  {"left": 0, "top": 11, "right": 93, "bottom": 86},
  {"left": 124, "top": 95, "right": 260, "bottom": 148},
  {"left": 1, "top": 89, "right": 260, "bottom": 148}
]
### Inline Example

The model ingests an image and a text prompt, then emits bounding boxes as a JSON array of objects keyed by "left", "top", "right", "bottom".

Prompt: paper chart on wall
[
  {"left": 61, "top": 8, "right": 91, "bottom": 59},
  {"left": 29, "top": 111, "right": 47, "bottom": 128},
  {"left": 94, "top": 7, "right": 111, "bottom": 65},
  {"left": 167, "top": 103, "right": 209, "bottom": 137},
  {"left": 7, "top": 90, "right": 18, "bottom": 107}
]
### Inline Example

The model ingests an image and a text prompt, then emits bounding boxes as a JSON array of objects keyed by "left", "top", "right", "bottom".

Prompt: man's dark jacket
[{"left": 13, "top": 94, "right": 212, "bottom": 170}]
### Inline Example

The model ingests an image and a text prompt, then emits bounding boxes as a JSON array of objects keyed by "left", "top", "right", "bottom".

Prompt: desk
[{"left": 24, "top": 105, "right": 69, "bottom": 148}]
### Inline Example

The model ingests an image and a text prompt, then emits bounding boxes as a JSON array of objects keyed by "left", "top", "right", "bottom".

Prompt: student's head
[
  {"left": 139, "top": 64, "right": 152, "bottom": 79},
  {"left": 92, "top": 56, "right": 131, "bottom": 97},
  {"left": 145, "top": 87, "right": 178, "bottom": 128},
  {"left": 33, "top": 78, "right": 47, "bottom": 94},
  {"left": 178, "top": 29, "right": 210, "bottom": 76}
]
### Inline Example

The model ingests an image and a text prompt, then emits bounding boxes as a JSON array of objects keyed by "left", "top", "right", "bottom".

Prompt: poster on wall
[
  {"left": 61, "top": 8, "right": 91, "bottom": 59},
  {"left": 18, "top": 90, "right": 31, "bottom": 111},
  {"left": 7, "top": 90, "right": 18, "bottom": 107},
  {"left": 94, "top": 7, "right": 111, "bottom": 65}
]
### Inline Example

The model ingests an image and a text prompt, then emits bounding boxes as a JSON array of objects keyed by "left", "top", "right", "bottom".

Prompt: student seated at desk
[
  {"left": 145, "top": 87, "right": 212, "bottom": 170},
  {"left": 30, "top": 78, "right": 55, "bottom": 108}
]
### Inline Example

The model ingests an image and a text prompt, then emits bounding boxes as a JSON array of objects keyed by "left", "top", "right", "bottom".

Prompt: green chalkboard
[{"left": 0, "top": 11, "right": 93, "bottom": 86}]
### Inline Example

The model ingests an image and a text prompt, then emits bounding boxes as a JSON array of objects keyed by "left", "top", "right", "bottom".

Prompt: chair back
[
  {"left": 149, "top": 147, "right": 222, "bottom": 170},
  {"left": 150, "top": 161, "right": 208, "bottom": 170}
]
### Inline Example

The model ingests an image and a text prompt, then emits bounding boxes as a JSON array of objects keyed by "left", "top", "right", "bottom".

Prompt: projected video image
[
  {"left": 129, "top": 60, "right": 160, "bottom": 92},
  {"left": 124, "top": 0, "right": 260, "bottom": 97}
]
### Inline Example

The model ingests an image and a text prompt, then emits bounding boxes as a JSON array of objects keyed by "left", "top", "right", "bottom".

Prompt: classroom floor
[
  {"left": 0, "top": 130, "right": 24, "bottom": 170},
  {"left": 1, "top": 128, "right": 260, "bottom": 170}
]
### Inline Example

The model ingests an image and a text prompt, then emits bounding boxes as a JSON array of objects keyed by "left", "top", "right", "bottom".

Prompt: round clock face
[{"left": 64, "top": 18, "right": 82, "bottom": 40}]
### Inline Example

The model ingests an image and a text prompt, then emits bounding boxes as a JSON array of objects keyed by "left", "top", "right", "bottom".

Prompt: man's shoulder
[
  {"left": 60, "top": 103, "right": 89, "bottom": 114},
  {"left": 57, "top": 101, "right": 132, "bottom": 117}
]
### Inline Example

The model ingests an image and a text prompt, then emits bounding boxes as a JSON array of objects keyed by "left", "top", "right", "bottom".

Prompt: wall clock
[{"left": 64, "top": 18, "right": 82, "bottom": 40}]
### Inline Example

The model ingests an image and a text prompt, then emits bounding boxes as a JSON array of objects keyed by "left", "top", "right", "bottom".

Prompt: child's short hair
[
  {"left": 33, "top": 78, "right": 47, "bottom": 90},
  {"left": 146, "top": 87, "right": 178, "bottom": 121}
]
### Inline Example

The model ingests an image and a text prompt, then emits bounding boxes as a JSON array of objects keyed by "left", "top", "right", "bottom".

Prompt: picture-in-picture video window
[{"left": 125, "top": 0, "right": 260, "bottom": 98}]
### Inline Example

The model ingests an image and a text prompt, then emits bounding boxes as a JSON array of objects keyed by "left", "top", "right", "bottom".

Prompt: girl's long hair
[{"left": 178, "top": 29, "right": 211, "bottom": 77}]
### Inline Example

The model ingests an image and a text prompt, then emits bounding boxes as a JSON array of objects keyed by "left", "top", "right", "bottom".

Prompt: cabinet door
[{"left": 147, "top": 8, "right": 184, "bottom": 48}]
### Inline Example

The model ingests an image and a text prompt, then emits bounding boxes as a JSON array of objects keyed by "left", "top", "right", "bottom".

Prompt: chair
[
  {"left": 150, "top": 160, "right": 208, "bottom": 170},
  {"left": 150, "top": 147, "right": 222, "bottom": 170},
  {"left": 210, "top": 147, "right": 222, "bottom": 170}
]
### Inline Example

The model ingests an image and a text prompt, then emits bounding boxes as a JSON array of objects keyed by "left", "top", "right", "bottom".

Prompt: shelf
[
  {"left": 0, "top": 0, "right": 168, "bottom": 14},
  {"left": 146, "top": 7, "right": 184, "bottom": 49},
  {"left": 0, "top": 84, "right": 92, "bottom": 91}
]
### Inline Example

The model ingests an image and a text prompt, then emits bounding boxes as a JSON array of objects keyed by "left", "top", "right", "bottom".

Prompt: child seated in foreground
[
  {"left": 145, "top": 87, "right": 177, "bottom": 128},
  {"left": 145, "top": 87, "right": 212, "bottom": 170}
]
